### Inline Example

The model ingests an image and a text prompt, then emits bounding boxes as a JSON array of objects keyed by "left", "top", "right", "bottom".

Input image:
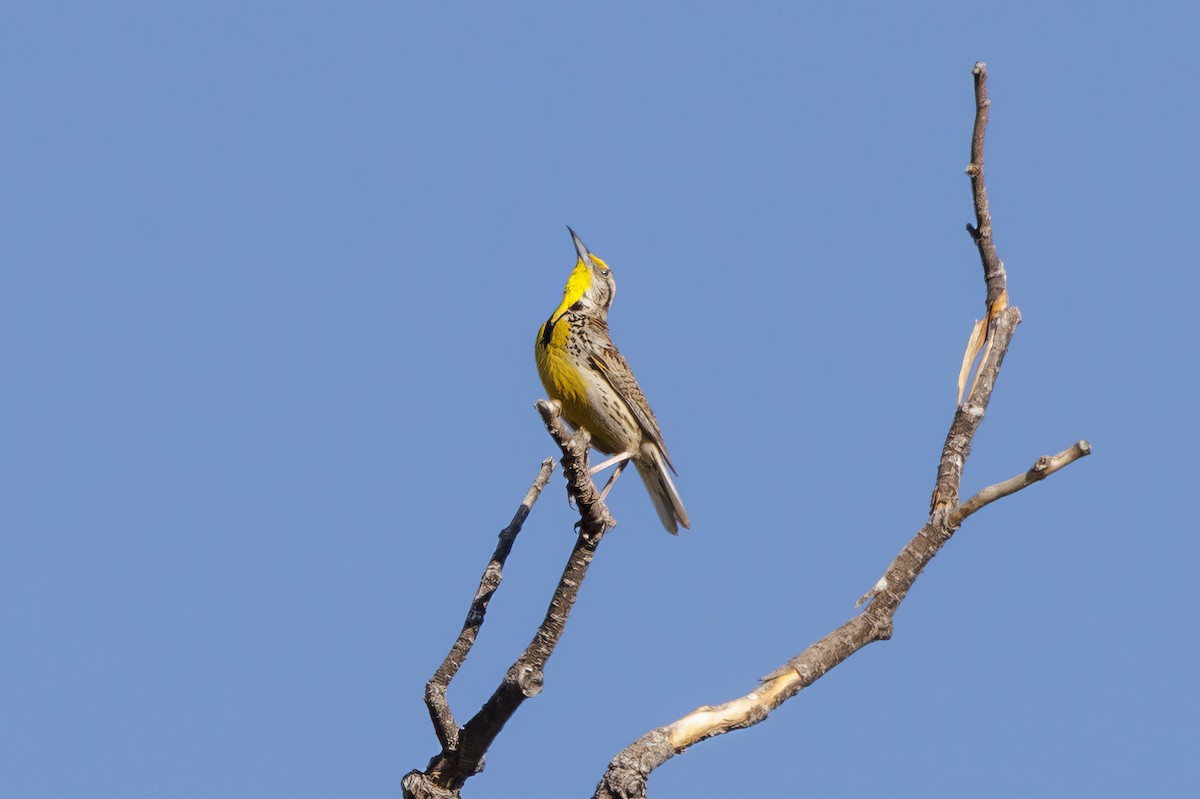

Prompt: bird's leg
[
  {"left": 597, "top": 459, "right": 630, "bottom": 502},
  {"left": 588, "top": 451, "right": 635, "bottom": 475},
  {"left": 588, "top": 451, "right": 635, "bottom": 501}
]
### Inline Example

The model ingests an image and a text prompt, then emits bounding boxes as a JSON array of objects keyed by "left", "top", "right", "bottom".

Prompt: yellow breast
[
  {"left": 538, "top": 309, "right": 647, "bottom": 456},
  {"left": 536, "top": 316, "right": 587, "bottom": 402}
]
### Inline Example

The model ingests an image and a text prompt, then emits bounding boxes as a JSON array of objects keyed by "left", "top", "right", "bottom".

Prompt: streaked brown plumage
[{"left": 534, "top": 228, "right": 690, "bottom": 533}]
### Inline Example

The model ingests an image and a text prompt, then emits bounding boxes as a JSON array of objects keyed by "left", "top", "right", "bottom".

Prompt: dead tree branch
[
  {"left": 592, "top": 61, "right": 1091, "bottom": 799},
  {"left": 953, "top": 440, "right": 1092, "bottom": 523},
  {"left": 953, "top": 61, "right": 1011, "bottom": 407},
  {"left": 404, "top": 401, "right": 615, "bottom": 799},
  {"left": 965, "top": 62, "right": 1007, "bottom": 311},
  {"left": 422, "top": 458, "right": 555, "bottom": 753}
]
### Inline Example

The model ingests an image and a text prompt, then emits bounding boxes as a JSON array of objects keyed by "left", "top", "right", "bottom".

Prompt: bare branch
[
  {"left": 593, "top": 63, "right": 1091, "bottom": 799},
  {"left": 965, "top": 61, "right": 1007, "bottom": 311},
  {"left": 422, "top": 458, "right": 555, "bottom": 752},
  {"left": 595, "top": 439, "right": 1090, "bottom": 799},
  {"left": 954, "top": 61, "right": 1011, "bottom": 406},
  {"left": 932, "top": 305, "right": 1021, "bottom": 511},
  {"left": 935, "top": 60, "right": 1016, "bottom": 510},
  {"left": 405, "top": 401, "right": 616, "bottom": 798},
  {"left": 953, "top": 440, "right": 1093, "bottom": 523}
]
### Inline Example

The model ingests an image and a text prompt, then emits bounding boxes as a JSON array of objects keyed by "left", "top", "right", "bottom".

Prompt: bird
[{"left": 535, "top": 227, "right": 690, "bottom": 534}]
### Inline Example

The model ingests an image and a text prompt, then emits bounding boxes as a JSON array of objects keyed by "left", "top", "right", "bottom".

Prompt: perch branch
[
  {"left": 404, "top": 401, "right": 615, "bottom": 798},
  {"left": 536, "top": 399, "right": 618, "bottom": 538},
  {"left": 592, "top": 62, "right": 1092, "bottom": 799}
]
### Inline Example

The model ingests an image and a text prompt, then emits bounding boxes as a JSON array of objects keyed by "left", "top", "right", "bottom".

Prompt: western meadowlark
[{"left": 535, "top": 228, "right": 691, "bottom": 534}]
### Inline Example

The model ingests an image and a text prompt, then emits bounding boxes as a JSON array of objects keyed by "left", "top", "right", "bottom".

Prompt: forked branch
[
  {"left": 422, "top": 458, "right": 554, "bottom": 754},
  {"left": 592, "top": 62, "right": 1091, "bottom": 799},
  {"left": 404, "top": 402, "right": 615, "bottom": 799}
]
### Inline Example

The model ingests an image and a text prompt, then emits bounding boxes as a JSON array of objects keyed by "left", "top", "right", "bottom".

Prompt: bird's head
[{"left": 549, "top": 227, "right": 615, "bottom": 325}]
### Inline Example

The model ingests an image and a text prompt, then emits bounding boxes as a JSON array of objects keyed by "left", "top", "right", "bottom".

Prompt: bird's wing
[{"left": 589, "top": 344, "right": 676, "bottom": 473}]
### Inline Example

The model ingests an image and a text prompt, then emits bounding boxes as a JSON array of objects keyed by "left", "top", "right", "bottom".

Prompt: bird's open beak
[{"left": 567, "top": 226, "right": 598, "bottom": 271}]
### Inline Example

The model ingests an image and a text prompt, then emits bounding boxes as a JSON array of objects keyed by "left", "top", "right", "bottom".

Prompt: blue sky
[{"left": 3, "top": 3, "right": 1196, "bottom": 797}]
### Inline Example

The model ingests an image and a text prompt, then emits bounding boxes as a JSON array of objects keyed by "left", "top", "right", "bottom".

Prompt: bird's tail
[{"left": 634, "top": 443, "right": 691, "bottom": 535}]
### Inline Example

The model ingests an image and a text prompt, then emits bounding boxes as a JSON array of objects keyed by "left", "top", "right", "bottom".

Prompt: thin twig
[
  {"left": 965, "top": 61, "right": 1007, "bottom": 311},
  {"left": 592, "top": 63, "right": 1091, "bottom": 799},
  {"left": 404, "top": 402, "right": 615, "bottom": 798},
  {"left": 932, "top": 305, "right": 1020, "bottom": 511},
  {"left": 423, "top": 458, "right": 555, "bottom": 752},
  {"left": 953, "top": 440, "right": 1092, "bottom": 523}
]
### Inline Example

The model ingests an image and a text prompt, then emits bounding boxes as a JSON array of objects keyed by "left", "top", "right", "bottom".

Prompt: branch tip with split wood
[{"left": 957, "top": 59, "right": 1009, "bottom": 405}]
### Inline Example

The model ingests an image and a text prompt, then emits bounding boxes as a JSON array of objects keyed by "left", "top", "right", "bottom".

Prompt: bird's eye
[{"left": 599, "top": 268, "right": 610, "bottom": 277}]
